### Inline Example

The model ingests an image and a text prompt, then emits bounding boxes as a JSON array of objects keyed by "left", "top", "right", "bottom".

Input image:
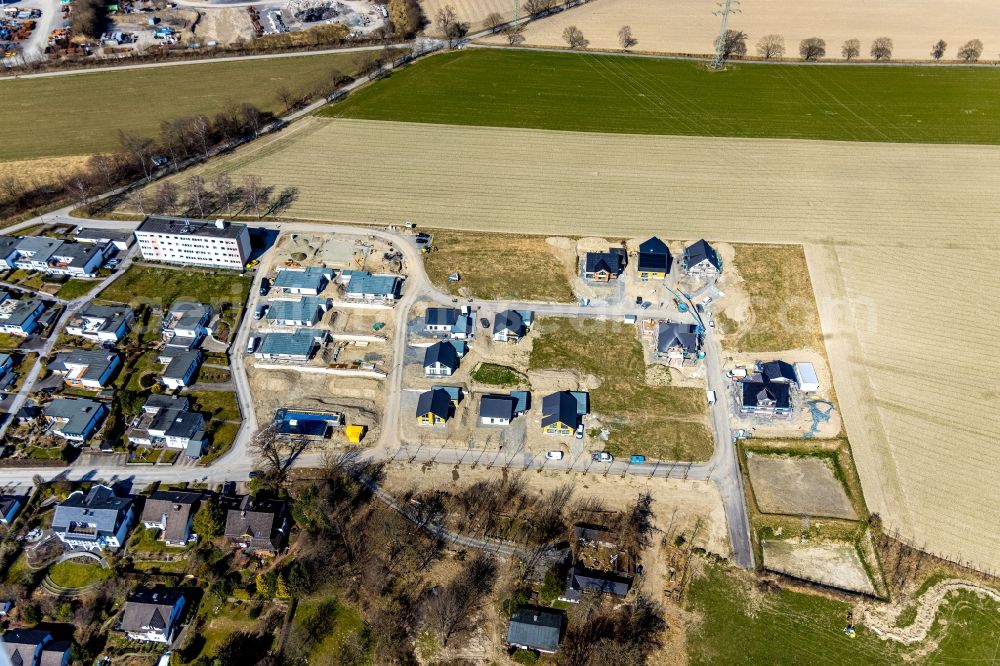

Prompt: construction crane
[{"left": 709, "top": 0, "right": 741, "bottom": 70}]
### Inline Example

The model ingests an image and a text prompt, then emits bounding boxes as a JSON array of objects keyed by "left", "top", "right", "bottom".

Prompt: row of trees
[{"left": 721, "top": 31, "right": 988, "bottom": 62}]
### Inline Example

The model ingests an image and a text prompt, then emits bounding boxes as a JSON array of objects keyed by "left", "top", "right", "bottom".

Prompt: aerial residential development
[{"left": 0, "top": 1, "right": 998, "bottom": 664}]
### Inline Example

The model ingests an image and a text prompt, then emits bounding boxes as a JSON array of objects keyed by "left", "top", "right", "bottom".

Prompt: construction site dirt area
[
  {"left": 272, "top": 231, "right": 400, "bottom": 274},
  {"left": 481, "top": 0, "right": 1000, "bottom": 62},
  {"left": 746, "top": 453, "right": 856, "bottom": 520},
  {"left": 763, "top": 540, "right": 875, "bottom": 595}
]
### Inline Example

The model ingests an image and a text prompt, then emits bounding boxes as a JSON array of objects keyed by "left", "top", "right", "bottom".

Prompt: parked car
[
  {"left": 415, "top": 235, "right": 430, "bottom": 245},
  {"left": 259, "top": 278, "right": 269, "bottom": 295},
  {"left": 254, "top": 304, "right": 267, "bottom": 320},
  {"left": 709, "top": 319, "right": 715, "bottom": 328},
  {"left": 248, "top": 470, "right": 261, "bottom": 479},
  {"left": 246, "top": 336, "right": 258, "bottom": 354},
  {"left": 591, "top": 452, "right": 613, "bottom": 463},
  {"left": 479, "top": 317, "right": 489, "bottom": 329},
  {"left": 629, "top": 454, "right": 646, "bottom": 464},
  {"left": 575, "top": 423, "right": 585, "bottom": 439},
  {"left": 545, "top": 451, "right": 564, "bottom": 460}
]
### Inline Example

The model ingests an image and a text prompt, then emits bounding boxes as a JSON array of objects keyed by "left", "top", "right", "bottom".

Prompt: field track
[
  {"left": 162, "top": 117, "right": 1000, "bottom": 572},
  {"left": 482, "top": 0, "right": 1000, "bottom": 62}
]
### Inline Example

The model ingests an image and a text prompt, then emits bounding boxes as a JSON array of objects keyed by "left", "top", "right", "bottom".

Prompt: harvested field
[
  {"left": 423, "top": 230, "right": 575, "bottom": 302},
  {"left": 0, "top": 156, "right": 92, "bottom": 187},
  {"left": 420, "top": 0, "right": 512, "bottom": 33},
  {"left": 131, "top": 116, "right": 1000, "bottom": 573},
  {"left": 763, "top": 540, "right": 875, "bottom": 595},
  {"left": 747, "top": 453, "right": 856, "bottom": 519},
  {"left": 482, "top": 0, "right": 1000, "bottom": 62}
]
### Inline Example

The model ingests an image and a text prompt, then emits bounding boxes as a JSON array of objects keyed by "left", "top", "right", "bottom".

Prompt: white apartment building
[{"left": 134, "top": 216, "right": 251, "bottom": 269}]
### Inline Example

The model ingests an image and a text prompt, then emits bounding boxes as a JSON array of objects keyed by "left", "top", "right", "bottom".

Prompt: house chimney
[
  {"left": 215, "top": 219, "right": 227, "bottom": 229},
  {"left": 533, "top": 614, "right": 539, "bottom": 622}
]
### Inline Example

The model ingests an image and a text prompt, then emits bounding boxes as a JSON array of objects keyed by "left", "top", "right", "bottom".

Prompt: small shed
[
  {"left": 794, "top": 362, "right": 820, "bottom": 392},
  {"left": 345, "top": 425, "right": 366, "bottom": 443}
]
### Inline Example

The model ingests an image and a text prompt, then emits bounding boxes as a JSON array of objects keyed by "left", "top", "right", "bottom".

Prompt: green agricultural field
[
  {"left": 324, "top": 49, "right": 1000, "bottom": 144},
  {"left": 687, "top": 561, "right": 1000, "bottom": 665},
  {"left": 1, "top": 53, "right": 370, "bottom": 160}
]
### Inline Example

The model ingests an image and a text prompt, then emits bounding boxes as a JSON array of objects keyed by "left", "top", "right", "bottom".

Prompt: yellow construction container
[{"left": 345, "top": 424, "right": 366, "bottom": 444}]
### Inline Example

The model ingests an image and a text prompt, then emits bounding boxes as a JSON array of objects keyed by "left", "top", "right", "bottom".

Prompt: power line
[{"left": 710, "top": 0, "right": 741, "bottom": 70}]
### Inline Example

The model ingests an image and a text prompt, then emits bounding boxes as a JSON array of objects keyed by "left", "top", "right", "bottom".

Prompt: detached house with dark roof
[
  {"left": 162, "top": 301, "right": 212, "bottom": 349},
  {"left": 0, "top": 298, "right": 46, "bottom": 336},
  {"left": 140, "top": 491, "right": 200, "bottom": 547},
  {"left": 272, "top": 267, "right": 333, "bottom": 295},
  {"left": 683, "top": 239, "right": 721, "bottom": 277},
  {"left": 2, "top": 629, "right": 53, "bottom": 666},
  {"left": 157, "top": 349, "right": 201, "bottom": 390},
  {"left": 52, "top": 484, "right": 134, "bottom": 551},
  {"left": 583, "top": 248, "right": 626, "bottom": 282},
  {"left": 423, "top": 341, "right": 461, "bottom": 376},
  {"left": 479, "top": 394, "right": 517, "bottom": 426},
  {"left": 424, "top": 307, "right": 473, "bottom": 339},
  {"left": 118, "top": 588, "right": 186, "bottom": 643},
  {"left": 224, "top": 495, "right": 289, "bottom": 553},
  {"left": 507, "top": 607, "right": 564, "bottom": 654},
  {"left": 637, "top": 237, "right": 672, "bottom": 280},
  {"left": 740, "top": 379, "right": 792, "bottom": 416},
  {"left": 44, "top": 397, "right": 108, "bottom": 443},
  {"left": 0, "top": 494, "right": 24, "bottom": 524},
  {"left": 49, "top": 350, "right": 121, "bottom": 390},
  {"left": 655, "top": 322, "right": 702, "bottom": 361},
  {"left": 541, "top": 391, "right": 587, "bottom": 436},
  {"left": 416, "top": 387, "right": 452, "bottom": 426},
  {"left": 559, "top": 565, "right": 633, "bottom": 603},
  {"left": 493, "top": 309, "right": 532, "bottom": 343}
]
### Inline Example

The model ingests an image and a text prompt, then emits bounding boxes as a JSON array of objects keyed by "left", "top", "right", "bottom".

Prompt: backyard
[
  {"left": 46, "top": 559, "right": 110, "bottom": 589},
  {"left": 529, "top": 317, "right": 712, "bottom": 460}
]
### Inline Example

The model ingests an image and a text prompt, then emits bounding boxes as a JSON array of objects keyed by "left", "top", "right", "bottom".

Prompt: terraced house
[
  {"left": 52, "top": 484, "right": 134, "bottom": 551},
  {"left": 0, "top": 297, "right": 46, "bottom": 336}
]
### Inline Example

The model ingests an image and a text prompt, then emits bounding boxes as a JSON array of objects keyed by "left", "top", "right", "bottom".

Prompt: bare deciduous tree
[
  {"left": 277, "top": 87, "right": 297, "bottom": 112},
  {"left": 435, "top": 4, "right": 467, "bottom": 46},
  {"left": 185, "top": 175, "right": 206, "bottom": 217},
  {"left": 931, "top": 39, "right": 947, "bottom": 60},
  {"left": 957, "top": 38, "right": 983, "bottom": 62},
  {"left": 190, "top": 114, "right": 212, "bottom": 156},
  {"left": 523, "top": 0, "right": 555, "bottom": 16},
  {"left": 716, "top": 29, "right": 748, "bottom": 59},
  {"left": 841, "top": 38, "right": 860, "bottom": 60},
  {"left": 755, "top": 33, "right": 784, "bottom": 59},
  {"left": 243, "top": 174, "right": 266, "bottom": 219},
  {"left": 152, "top": 181, "right": 179, "bottom": 215},
  {"left": 484, "top": 12, "right": 505, "bottom": 33},
  {"left": 870, "top": 36, "right": 893, "bottom": 61},
  {"left": 618, "top": 25, "right": 636, "bottom": 50},
  {"left": 562, "top": 25, "right": 588, "bottom": 49},
  {"left": 214, "top": 173, "right": 234, "bottom": 216},
  {"left": 799, "top": 37, "right": 826, "bottom": 61},
  {"left": 424, "top": 553, "right": 497, "bottom": 646},
  {"left": 503, "top": 25, "right": 525, "bottom": 46},
  {"left": 118, "top": 131, "right": 155, "bottom": 181},
  {"left": 240, "top": 103, "right": 264, "bottom": 137}
]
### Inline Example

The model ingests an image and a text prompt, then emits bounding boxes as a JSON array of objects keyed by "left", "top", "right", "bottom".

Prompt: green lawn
[
  {"left": 47, "top": 560, "right": 110, "bottom": 589},
  {"left": 55, "top": 279, "right": 99, "bottom": 300},
  {"left": 98, "top": 265, "right": 251, "bottom": 315},
  {"left": 2, "top": 53, "right": 371, "bottom": 160},
  {"left": 324, "top": 49, "right": 1000, "bottom": 144},
  {"left": 470, "top": 362, "right": 528, "bottom": 387},
  {"left": 529, "top": 317, "right": 712, "bottom": 460},
  {"left": 185, "top": 390, "right": 241, "bottom": 422},
  {"left": 687, "top": 561, "right": 1000, "bottom": 665},
  {"left": 291, "top": 597, "right": 369, "bottom": 666}
]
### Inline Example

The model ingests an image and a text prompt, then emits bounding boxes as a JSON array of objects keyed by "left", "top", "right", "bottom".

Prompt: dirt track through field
[
  {"left": 145, "top": 117, "right": 1000, "bottom": 573},
  {"left": 861, "top": 579, "right": 1000, "bottom": 645},
  {"left": 482, "top": 0, "right": 1000, "bottom": 61}
]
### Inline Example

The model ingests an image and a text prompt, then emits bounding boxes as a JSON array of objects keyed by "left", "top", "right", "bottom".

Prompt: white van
[{"left": 246, "top": 336, "right": 258, "bottom": 354}]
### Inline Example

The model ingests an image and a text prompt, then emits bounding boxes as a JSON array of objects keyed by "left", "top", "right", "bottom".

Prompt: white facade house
[
  {"left": 158, "top": 351, "right": 201, "bottom": 390},
  {"left": 52, "top": 485, "right": 133, "bottom": 551},
  {"left": 162, "top": 302, "right": 212, "bottom": 348},
  {"left": 66, "top": 305, "right": 134, "bottom": 343},
  {"left": 134, "top": 216, "right": 250, "bottom": 269},
  {"left": 119, "top": 589, "right": 186, "bottom": 643}
]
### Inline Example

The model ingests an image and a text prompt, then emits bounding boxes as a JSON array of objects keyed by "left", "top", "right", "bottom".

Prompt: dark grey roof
[
  {"left": 741, "top": 380, "right": 791, "bottom": 410},
  {"left": 266, "top": 297, "right": 328, "bottom": 324},
  {"left": 416, "top": 388, "right": 451, "bottom": 420},
  {"left": 345, "top": 272, "right": 401, "bottom": 297},
  {"left": 684, "top": 239, "right": 721, "bottom": 270},
  {"left": 638, "top": 236, "right": 671, "bottom": 272},
  {"left": 44, "top": 397, "right": 106, "bottom": 436},
  {"left": 39, "top": 641, "right": 71, "bottom": 666},
  {"left": 507, "top": 607, "right": 563, "bottom": 652},
  {"left": 137, "top": 216, "right": 247, "bottom": 240},
  {"left": 168, "top": 301, "right": 211, "bottom": 331},
  {"left": 149, "top": 408, "right": 204, "bottom": 440},
  {"left": 52, "top": 485, "right": 131, "bottom": 538},
  {"left": 656, "top": 322, "right": 701, "bottom": 354},
  {"left": 52, "top": 242, "right": 102, "bottom": 268},
  {"left": 425, "top": 307, "right": 459, "bottom": 327},
  {"left": 0, "top": 494, "right": 24, "bottom": 518},
  {"left": 423, "top": 341, "right": 458, "bottom": 370},
  {"left": 140, "top": 492, "right": 200, "bottom": 543},
  {"left": 143, "top": 394, "right": 189, "bottom": 413},
  {"left": 2, "top": 628, "right": 51, "bottom": 666},
  {"left": 572, "top": 523, "right": 615, "bottom": 543},
  {"left": 3, "top": 299, "right": 44, "bottom": 328},
  {"left": 161, "top": 351, "right": 200, "bottom": 380},
  {"left": 224, "top": 496, "right": 288, "bottom": 551},
  {"left": 493, "top": 310, "right": 524, "bottom": 336},
  {"left": 50, "top": 350, "right": 120, "bottom": 383},
  {"left": 75, "top": 228, "right": 133, "bottom": 244},
  {"left": 479, "top": 395, "right": 515, "bottom": 421},
  {"left": 258, "top": 329, "right": 321, "bottom": 358},
  {"left": 584, "top": 249, "right": 625, "bottom": 274},
  {"left": 272, "top": 267, "right": 331, "bottom": 291},
  {"left": 567, "top": 565, "right": 632, "bottom": 598},
  {"left": 541, "top": 391, "right": 579, "bottom": 429},
  {"left": 120, "top": 588, "right": 184, "bottom": 633},
  {"left": 0, "top": 236, "right": 20, "bottom": 257},
  {"left": 761, "top": 360, "right": 797, "bottom": 383}
]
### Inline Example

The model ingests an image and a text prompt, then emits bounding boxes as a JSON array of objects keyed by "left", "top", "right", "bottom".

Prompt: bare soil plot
[
  {"left": 747, "top": 453, "right": 856, "bottom": 519},
  {"left": 423, "top": 230, "right": 576, "bottom": 302},
  {"left": 763, "top": 540, "right": 875, "bottom": 595},
  {"left": 137, "top": 117, "right": 1000, "bottom": 574},
  {"left": 481, "top": 0, "right": 1000, "bottom": 62}
]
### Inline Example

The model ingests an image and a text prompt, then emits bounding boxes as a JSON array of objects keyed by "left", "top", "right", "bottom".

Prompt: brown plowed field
[
  {"left": 126, "top": 117, "right": 1000, "bottom": 573},
  {"left": 481, "top": 0, "right": 1000, "bottom": 62}
]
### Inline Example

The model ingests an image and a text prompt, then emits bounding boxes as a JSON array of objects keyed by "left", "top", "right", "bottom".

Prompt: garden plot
[
  {"left": 481, "top": 0, "right": 1000, "bottom": 62},
  {"left": 763, "top": 540, "right": 875, "bottom": 595},
  {"left": 747, "top": 453, "right": 856, "bottom": 520}
]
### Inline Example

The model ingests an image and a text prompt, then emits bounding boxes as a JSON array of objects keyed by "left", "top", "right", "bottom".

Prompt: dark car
[
  {"left": 259, "top": 278, "right": 270, "bottom": 295},
  {"left": 479, "top": 317, "right": 489, "bottom": 329},
  {"left": 248, "top": 470, "right": 262, "bottom": 479},
  {"left": 415, "top": 236, "right": 430, "bottom": 245},
  {"left": 254, "top": 304, "right": 268, "bottom": 320}
]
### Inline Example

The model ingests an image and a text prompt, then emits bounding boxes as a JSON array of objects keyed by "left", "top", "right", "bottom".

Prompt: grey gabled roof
[
  {"left": 425, "top": 307, "right": 459, "bottom": 328},
  {"left": 15, "top": 236, "right": 63, "bottom": 261},
  {"left": 541, "top": 391, "right": 579, "bottom": 429},
  {"left": 52, "top": 485, "right": 131, "bottom": 536},
  {"left": 507, "top": 607, "right": 563, "bottom": 652},
  {"left": 44, "top": 397, "right": 106, "bottom": 436},
  {"left": 139, "top": 490, "right": 201, "bottom": 539},
  {"left": 478, "top": 394, "right": 515, "bottom": 421},
  {"left": 423, "top": 341, "right": 458, "bottom": 370},
  {"left": 168, "top": 301, "right": 211, "bottom": 331},
  {"left": 346, "top": 272, "right": 400, "bottom": 297},
  {"left": 656, "top": 322, "right": 701, "bottom": 354},
  {"left": 143, "top": 394, "right": 189, "bottom": 413},
  {"left": 761, "top": 360, "right": 797, "bottom": 383},
  {"left": 119, "top": 588, "right": 184, "bottom": 633},
  {"left": 39, "top": 642, "right": 71, "bottom": 666},
  {"left": 684, "top": 239, "right": 721, "bottom": 270},
  {"left": 416, "top": 388, "right": 451, "bottom": 420},
  {"left": 149, "top": 407, "right": 204, "bottom": 439},
  {"left": 493, "top": 310, "right": 524, "bottom": 335},
  {"left": 223, "top": 495, "right": 288, "bottom": 550},
  {"left": 567, "top": 565, "right": 632, "bottom": 598},
  {"left": 584, "top": 249, "right": 625, "bottom": 274}
]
